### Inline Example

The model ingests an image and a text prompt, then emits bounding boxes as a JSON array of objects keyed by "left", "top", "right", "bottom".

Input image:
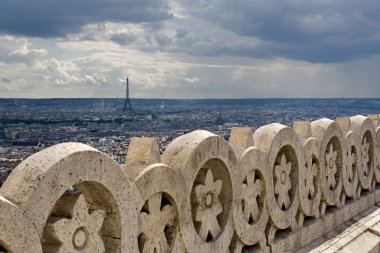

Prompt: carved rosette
[
  {"left": 162, "top": 130, "right": 237, "bottom": 253},
  {"left": 241, "top": 170, "right": 263, "bottom": 224},
  {"left": 311, "top": 119, "right": 345, "bottom": 208},
  {"left": 299, "top": 138, "right": 321, "bottom": 218},
  {"left": 45, "top": 194, "right": 105, "bottom": 253},
  {"left": 188, "top": 158, "right": 234, "bottom": 246},
  {"left": 194, "top": 169, "right": 223, "bottom": 240},
  {"left": 138, "top": 193, "right": 176, "bottom": 252},
  {"left": 232, "top": 147, "right": 269, "bottom": 248},
  {"left": 350, "top": 116, "right": 376, "bottom": 191},
  {"left": 134, "top": 164, "right": 187, "bottom": 253},
  {"left": 0, "top": 143, "right": 140, "bottom": 252},
  {"left": 253, "top": 123, "right": 302, "bottom": 242},
  {"left": 2, "top": 115, "right": 380, "bottom": 253},
  {"left": 375, "top": 127, "right": 380, "bottom": 183},
  {"left": 342, "top": 132, "right": 359, "bottom": 198}
]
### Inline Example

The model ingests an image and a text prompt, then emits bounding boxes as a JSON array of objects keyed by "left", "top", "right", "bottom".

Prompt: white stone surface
[
  {"left": 0, "top": 142, "right": 141, "bottom": 252},
  {"left": 0, "top": 195, "right": 42, "bottom": 253},
  {"left": 1, "top": 115, "right": 380, "bottom": 252}
]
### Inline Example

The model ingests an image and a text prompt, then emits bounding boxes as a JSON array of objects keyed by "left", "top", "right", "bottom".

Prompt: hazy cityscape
[{"left": 1, "top": 97, "right": 380, "bottom": 186}]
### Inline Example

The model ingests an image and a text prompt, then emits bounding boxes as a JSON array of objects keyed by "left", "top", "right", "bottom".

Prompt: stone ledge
[
  {"left": 274, "top": 192, "right": 374, "bottom": 253},
  {"left": 298, "top": 201, "right": 380, "bottom": 252}
]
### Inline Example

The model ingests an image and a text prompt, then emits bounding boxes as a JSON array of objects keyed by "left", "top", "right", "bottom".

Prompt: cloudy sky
[{"left": 0, "top": 0, "right": 380, "bottom": 98}]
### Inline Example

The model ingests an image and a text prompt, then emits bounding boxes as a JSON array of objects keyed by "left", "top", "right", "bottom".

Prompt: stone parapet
[{"left": 1, "top": 114, "right": 380, "bottom": 252}]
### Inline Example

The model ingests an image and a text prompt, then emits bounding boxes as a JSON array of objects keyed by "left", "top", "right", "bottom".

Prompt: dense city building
[{"left": 1, "top": 98, "right": 380, "bottom": 185}]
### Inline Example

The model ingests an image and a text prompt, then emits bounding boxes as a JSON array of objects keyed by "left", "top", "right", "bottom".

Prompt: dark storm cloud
[
  {"left": 0, "top": 77, "right": 11, "bottom": 83},
  {"left": 0, "top": 0, "right": 172, "bottom": 37},
  {"left": 109, "top": 32, "right": 138, "bottom": 46},
  {"left": 182, "top": 0, "right": 380, "bottom": 62}
]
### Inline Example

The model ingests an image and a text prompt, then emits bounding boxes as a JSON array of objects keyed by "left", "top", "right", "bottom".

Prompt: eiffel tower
[{"left": 123, "top": 76, "right": 132, "bottom": 111}]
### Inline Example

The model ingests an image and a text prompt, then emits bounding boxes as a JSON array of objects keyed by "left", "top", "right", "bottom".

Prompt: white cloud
[{"left": 1, "top": 0, "right": 380, "bottom": 99}]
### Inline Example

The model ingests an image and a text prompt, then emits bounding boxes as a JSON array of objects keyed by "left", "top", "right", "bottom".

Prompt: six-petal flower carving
[
  {"left": 274, "top": 154, "right": 292, "bottom": 210},
  {"left": 346, "top": 147, "right": 357, "bottom": 183},
  {"left": 361, "top": 137, "right": 370, "bottom": 176},
  {"left": 48, "top": 194, "right": 105, "bottom": 253},
  {"left": 305, "top": 156, "right": 318, "bottom": 199},
  {"left": 139, "top": 193, "right": 176, "bottom": 253},
  {"left": 325, "top": 143, "right": 338, "bottom": 189},
  {"left": 195, "top": 169, "right": 223, "bottom": 241},
  {"left": 241, "top": 170, "right": 264, "bottom": 224}
]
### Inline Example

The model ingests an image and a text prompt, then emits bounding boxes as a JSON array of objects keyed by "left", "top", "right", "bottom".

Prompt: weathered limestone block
[
  {"left": 336, "top": 117, "right": 351, "bottom": 134},
  {"left": 311, "top": 119, "right": 346, "bottom": 211},
  {"left": 342, "top": 131, "right": 360, "bottom": 199},
  {"left": 162, "top": 130, "right": 238, "bottom": 253},
  {"left": 293, "top": 121, "right": 312, "bottom": 143},
  {"left": 350, "top": 115, "right": 376, "bottom": 191},
  {"left": 124, "top": 137, "right": 161, "bottom": 180},
  {"left": 134, "top": 164, "right": 187, "bottom": 253},
  {"left": 229, "top": 127, "right": 254, "bottom": 149},
  {"left": 232, "top": 147, "right": 270, "bottom": 251},
  {"left": 0, "top": 195, "right": 43, "bottom": 253},
  {"left": 367, "top": 114, "right": 380, "bottom": 127},
  {"left": 253, "top": 123, "right": 303, "bottom": 242},
  {"left": 0, "top": 142, "right": 141, "bottom": 252}
]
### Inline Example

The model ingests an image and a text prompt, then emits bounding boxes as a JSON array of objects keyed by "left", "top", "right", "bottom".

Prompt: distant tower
[{"left": 123, "top": 76, "right": 132, "bottom": 111}]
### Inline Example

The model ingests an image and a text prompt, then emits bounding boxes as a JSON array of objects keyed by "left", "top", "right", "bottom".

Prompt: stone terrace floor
[{"left": 299, "top": 204, "right": 380, "bottom": 253}]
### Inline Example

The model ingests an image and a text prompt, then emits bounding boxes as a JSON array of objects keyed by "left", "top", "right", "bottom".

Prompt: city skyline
[{"left": 1, "top": 0, "right": 380, "bottom": 98}]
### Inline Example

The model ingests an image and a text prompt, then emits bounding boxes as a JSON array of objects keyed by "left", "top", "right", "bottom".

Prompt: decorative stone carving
[
  {"left": 45, "top": 195, "right": 105, "bottom": 253},
  {"left": 342, "top": 131, "right": 359, "bottom": 198},
  {"left": 253, "top": 123, "right": 302, "bottom": 242},
  {"left": 325, "top": 143, "right": 338, "bottom": 190},
  {"left": 134, "top": 164, "right": 187, "bottom": 253},
  {"left": 241, "top": 169, "right": 263, "bottom": 224},
  {"left": 232, "top": 147, "right": 269, "bottom": 250},
  {"left": 304, "top": 154, "right": 318, "bottom": 200},
  {"left": 195, "top": 169, "right": 223, "bottom": 240},
  {"left": 299, "top": 138, "right": 321, "bottom": 218},
  {"left": 1, "top": 115, "right": 380, "bottom": 253},
  {"left": 139, "top": 193, "right": 175, "bottom": 253},
  {"left": 274, "top": 154, "right": 292, "bottom": 210},
  {"left": 162, "top": 130, "right": 237, "bottom": 253},
  {"left": 375, "top": 126, "right": 380, "bottom": 184},
  {"left": 311, "top": 119, "right": 345, "bottom": 208},
  {"left": 350, "top": 115, "right": 376, "bottom": 191},
  {"left": 347, "top": 146, "right": 357, "bottom": 183},
  {"left": 361, "top": 137, "right": 370, "bottom": 176},
  {"left": 0, "top": 143, "right": 141, "bottom": 252}
]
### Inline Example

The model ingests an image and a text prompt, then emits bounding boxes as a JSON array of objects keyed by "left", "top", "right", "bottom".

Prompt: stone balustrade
[{"left": 1, "top": 114, "right": 380, "bottom": 253}]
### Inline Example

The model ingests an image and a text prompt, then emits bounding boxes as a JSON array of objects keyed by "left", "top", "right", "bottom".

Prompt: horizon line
[{"left": 1, "top": 97, "right": 379, "bottom": 100}]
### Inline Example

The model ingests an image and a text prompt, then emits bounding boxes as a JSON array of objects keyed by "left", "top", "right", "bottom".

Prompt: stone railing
[{"left": 1, "top": 114, "right": 380, "bottom": 253}]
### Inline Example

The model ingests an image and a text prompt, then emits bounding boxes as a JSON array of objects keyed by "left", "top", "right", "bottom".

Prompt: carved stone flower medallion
[
  {"left": 274, "top": 154, "right": 292, "bottom": 210},
  {"left": 138, "top": 193, "right": 176, "bottom": 253},
  {"left": 326, "top": 143, "right": 338, "bottom": 190},
  {"left": 361, "top": 136, "right": 370, "bottom": 176},
  {"left": 241, "top": 170, "right": 264, "bottom": 224},
  {"left": 46, "top": 195, "right": 105, "bottom": 253},
  {"left": 194, "top": 169, "right": 223, "bottom": 241},
  {"left": 305, "top": 155, "right": 318, "bottom": 200}
]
